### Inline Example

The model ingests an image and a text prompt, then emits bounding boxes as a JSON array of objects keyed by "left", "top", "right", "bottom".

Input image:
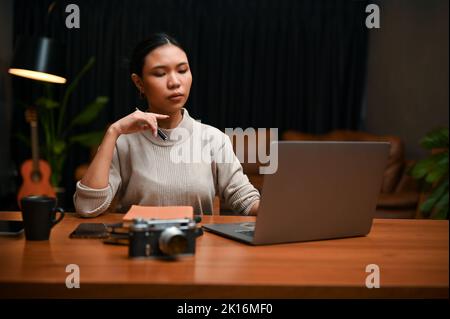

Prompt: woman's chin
[
  {"left": 150, "top": 103, "right": 183, "bottom": 115},
  {"left": 163, "top": 102, "right": 185, "bottom": 113}
]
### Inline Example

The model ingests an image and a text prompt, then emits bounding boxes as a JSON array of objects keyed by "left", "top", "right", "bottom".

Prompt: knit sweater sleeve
[
  {"left": 73, "top": 146, "right": 122, "bottom": 218},
  {"left": 214, "top": 134, "right": 261, "bottom": 215}
]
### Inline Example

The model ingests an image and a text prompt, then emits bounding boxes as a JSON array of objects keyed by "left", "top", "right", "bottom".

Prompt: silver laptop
[{"left": 203, "top": 141, "right": 389, "bottom": 245}]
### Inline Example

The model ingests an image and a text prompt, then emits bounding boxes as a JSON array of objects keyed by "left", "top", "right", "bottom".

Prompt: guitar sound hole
[{"left": 31, "top": 171, "right": 42, "bottom": 182}]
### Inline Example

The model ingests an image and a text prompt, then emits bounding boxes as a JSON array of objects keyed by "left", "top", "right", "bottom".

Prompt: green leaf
[
  {"left": 43, "top": 82, "right": 55, "bottom": 100},
  {"left": 419, "top": 199, "right": 435, "bottom": 217},
  {"left": 68, "top": 96, "right": 108, "bottom": 128},
  {"left": 35, "top": 97, "right": 59, "bottom": 109},
  {"left": 434, "top": 206, "right": 449, "bottom": 220},
  {"left": 69, "top": 130, "right": 105, "bottom": 148},
  {"left": 419, "top": 179, "right": 449, "bottom": 214},
  {"left": 420, "top": 128, "right": 449, "bottom": 150},
  {"left": 432, "top": 192, "right": 449, "bottom": 219},
  {"left": 49, "top": 153, "right": 67, "bottom": 187},
  {"left": 52, "top": 140, "right": 66, "bottom": 155},
  {"left": 63, "top": 57, "right": 95, "bottom": 104},
  {"left": 411, "top": 152, "right": 448, "bottom": 180},
  {"left": 425, "top": 159, "right": 448, "bottom": 183},
  {"left": 57, "top": 56, "right": 96, "bottom": 135},
  {"left": 411, "top": 157, "right": 437, "bottom": 179}
]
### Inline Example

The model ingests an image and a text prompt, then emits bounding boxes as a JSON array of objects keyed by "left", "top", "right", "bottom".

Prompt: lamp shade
[{"left": 8, "top": 36, "right": 66, "bottom": 84}]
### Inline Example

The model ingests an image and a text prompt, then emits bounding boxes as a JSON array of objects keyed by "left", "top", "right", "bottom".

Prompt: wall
[
  {"left": 365, "top": 0, "right": 449, "bottom": 159},
  {"left": 0, "top": 0, "right": 15, "bottom": 204}
]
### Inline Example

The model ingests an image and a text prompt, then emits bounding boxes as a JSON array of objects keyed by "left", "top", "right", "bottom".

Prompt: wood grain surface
[{"left": 0, "top": 212, "right": 447, "bottom": 298}]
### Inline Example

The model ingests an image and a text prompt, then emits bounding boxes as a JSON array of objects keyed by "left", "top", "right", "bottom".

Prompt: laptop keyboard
[{"left": 234, "top": 222, "right": 255, "bottom": 237}]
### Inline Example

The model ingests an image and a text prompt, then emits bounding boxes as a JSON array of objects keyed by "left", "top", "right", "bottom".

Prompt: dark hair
[{"left": 129, "top": 32, "right": 183, "bottom": 77}]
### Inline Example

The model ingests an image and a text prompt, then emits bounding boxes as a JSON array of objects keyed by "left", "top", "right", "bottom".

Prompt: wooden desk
[{"left": 0, "top": 212, "right": 448, "bottom": 298}]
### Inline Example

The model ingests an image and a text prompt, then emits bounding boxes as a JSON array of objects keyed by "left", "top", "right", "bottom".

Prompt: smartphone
[
  {"left": 69, "top": 223, "right": 109, "bottom": 239},
  {"left": 0, "top": 220, "right": 24, "bottom": 236}
]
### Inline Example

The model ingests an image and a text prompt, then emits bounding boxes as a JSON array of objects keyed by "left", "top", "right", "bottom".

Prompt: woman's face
[{"left": 133, "top": 44, "right": 192, "bottom": 115}]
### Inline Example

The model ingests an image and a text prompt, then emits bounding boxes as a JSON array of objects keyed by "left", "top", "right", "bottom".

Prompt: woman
[{"left": 74, "top": 33, "right": 260, "bottom": 217}]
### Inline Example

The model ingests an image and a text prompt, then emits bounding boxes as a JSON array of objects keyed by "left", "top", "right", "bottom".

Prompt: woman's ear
[{"left": 131, "top": 73, "right": 143, "bottom": 92}]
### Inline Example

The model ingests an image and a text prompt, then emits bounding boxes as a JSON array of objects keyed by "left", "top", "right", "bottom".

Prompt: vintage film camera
[{"left": 128, "top": 218, "right": 203, "bottom": 258}]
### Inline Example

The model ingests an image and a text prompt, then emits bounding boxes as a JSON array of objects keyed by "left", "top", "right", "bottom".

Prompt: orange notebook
[{"left": 123, "top": 205, "right": 194, "bottom": 222}]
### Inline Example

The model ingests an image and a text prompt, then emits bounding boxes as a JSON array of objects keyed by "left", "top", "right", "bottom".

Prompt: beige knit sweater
[{"left": 73, "top": 109, "right": 260, "bottom": 217}]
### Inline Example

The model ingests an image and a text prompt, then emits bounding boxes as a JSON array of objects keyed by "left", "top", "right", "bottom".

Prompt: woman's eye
[
  {"left": 179, "top": 69, "right": 188, "bottom": 74},
  {"left": 154, "top": 73, "right": 165, "bottom": 77}
]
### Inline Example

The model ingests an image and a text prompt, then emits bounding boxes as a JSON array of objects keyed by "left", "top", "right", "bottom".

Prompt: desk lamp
[{"left": 8, "top": 35, "right": 66, "bottom": 206}]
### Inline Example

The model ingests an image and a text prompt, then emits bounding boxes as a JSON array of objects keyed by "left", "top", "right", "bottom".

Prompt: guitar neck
[{"left": 30, "top": 120, "right": 40, "bottom": 172}]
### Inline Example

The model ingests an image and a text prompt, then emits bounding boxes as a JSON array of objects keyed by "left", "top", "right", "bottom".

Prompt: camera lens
[{"left": 159, "top": 226, "right": 188, "bottom": 256}]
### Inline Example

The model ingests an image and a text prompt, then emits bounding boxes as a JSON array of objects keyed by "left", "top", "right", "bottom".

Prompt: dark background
[{"left": 0, "top": 0, "right": 448, "bottom": 210}]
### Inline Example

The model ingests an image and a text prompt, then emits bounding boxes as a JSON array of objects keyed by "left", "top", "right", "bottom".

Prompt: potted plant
[
  {"left": 17, "top": 56, "right": 108, "bottom": 203},
  {"left": 410, "top": 128, "right": 449, "bottom": 219}
]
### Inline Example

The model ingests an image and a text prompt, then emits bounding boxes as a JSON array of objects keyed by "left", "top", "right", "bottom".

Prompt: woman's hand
[
  {"left": 80, "top": 109, "right": 169, "bottom": 190},
  {"left": 110, "top": 109, "right": 169, "bottom": 137}
]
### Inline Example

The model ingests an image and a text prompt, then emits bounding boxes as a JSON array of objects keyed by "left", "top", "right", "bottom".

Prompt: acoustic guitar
[{"left": 17, "top": 107, "right": 56, "bottom": 207}]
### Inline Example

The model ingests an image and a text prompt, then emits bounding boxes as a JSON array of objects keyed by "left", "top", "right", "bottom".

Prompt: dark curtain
[{"left": 11, "top": 0, "right": 368, "bottom": 209}]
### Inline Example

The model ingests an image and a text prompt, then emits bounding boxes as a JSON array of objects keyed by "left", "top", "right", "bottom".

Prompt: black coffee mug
[{"left": 21, "top": 196, "right": 65, "bottom": 240}]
